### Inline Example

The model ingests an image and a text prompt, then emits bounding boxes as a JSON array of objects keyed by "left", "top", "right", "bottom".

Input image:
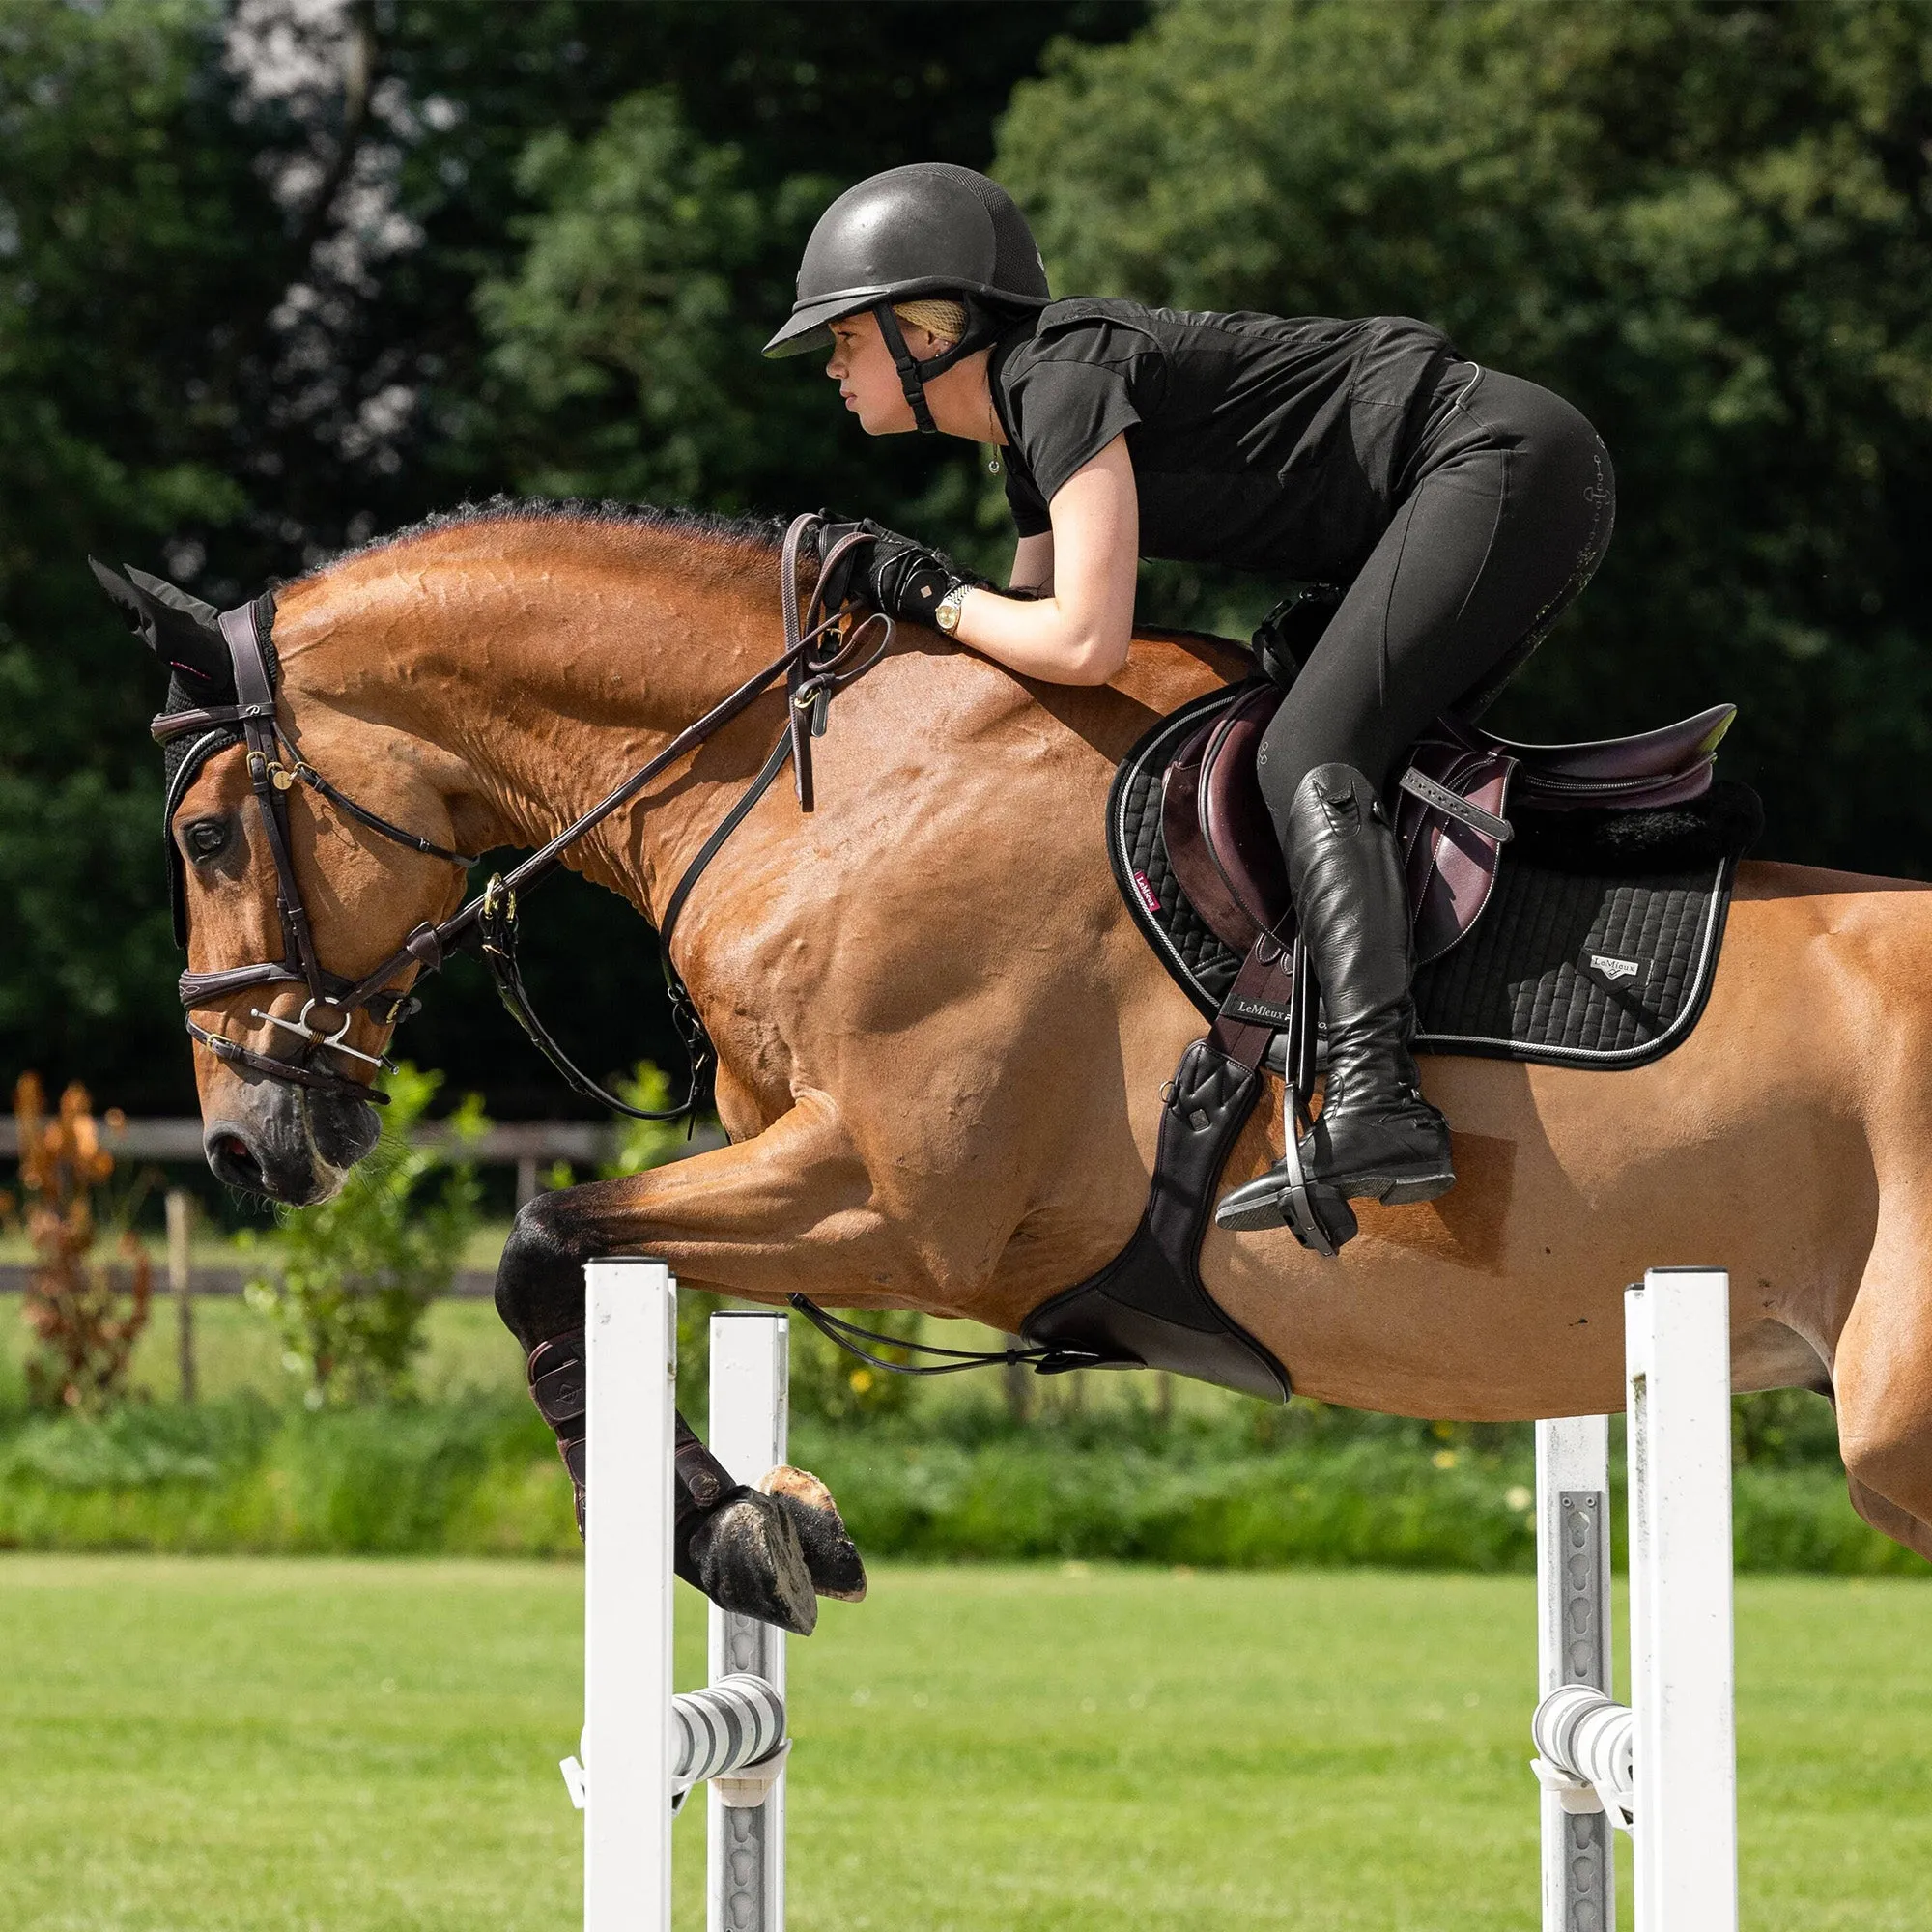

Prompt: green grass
[{"left": 2, "top": 1558, "right": 1928, "bottom": 1930}]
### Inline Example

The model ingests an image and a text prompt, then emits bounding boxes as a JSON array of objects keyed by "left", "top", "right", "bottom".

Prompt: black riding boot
[
  {"left": 1216, "top": 763, "right": 1455, "bottom": 1235},
  {"left": 524, "top": 1328, "right": 833, "bottom": 1635}
]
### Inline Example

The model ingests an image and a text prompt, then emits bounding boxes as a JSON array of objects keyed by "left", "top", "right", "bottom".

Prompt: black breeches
[{"left": 1255, "top": 366, "right": 1614, "bottom": 828}]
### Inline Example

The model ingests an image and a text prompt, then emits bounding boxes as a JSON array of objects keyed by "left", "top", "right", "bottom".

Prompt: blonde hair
[{"left": 891, "top": 298, "right": 970, "bottom": 347}]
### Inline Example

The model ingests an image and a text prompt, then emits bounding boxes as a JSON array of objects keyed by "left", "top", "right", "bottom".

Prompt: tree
[{"left": 998, "top": 0, "right": 1932, "bottom": 871}]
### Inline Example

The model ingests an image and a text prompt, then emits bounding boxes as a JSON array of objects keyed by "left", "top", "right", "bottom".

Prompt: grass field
[{"left": 3, "top": 1557, "right": 1929, "bottom": 1931}]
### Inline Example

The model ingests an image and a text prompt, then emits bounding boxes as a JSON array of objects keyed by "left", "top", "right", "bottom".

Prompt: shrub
[
  {"left": 242, "top": 1065, "right": 485, "bottom": 1407},
  {"left": 2, "top": 1073, "right": 152, "bottom": 1413}
]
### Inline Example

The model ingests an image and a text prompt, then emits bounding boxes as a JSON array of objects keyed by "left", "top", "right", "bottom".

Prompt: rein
[{"left": 153, "top": 512, "right": 887, "bottom": 1116}]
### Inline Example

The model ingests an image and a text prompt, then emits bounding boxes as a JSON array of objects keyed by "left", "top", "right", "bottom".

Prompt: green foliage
[
  {"left": 599, "top": 1061, "right": 697, "bottom": 1179},
  {"left": 242, "top": 1065, "right": 485, "bottom": 1408},
  {"left": 0, "top": 1386, "right": 1915, "bottom": 1576},
  {"left": 1000, "top": 0, "right": 1932, "bottom": 868},
  {"left": 0, "top": 1390, "right": 575, "bottom": 1556},
  {"left": 477, "top": 91, "right": 837, "bottom": 509},
  {"left": 787, "top": 1309, "right": 923, "bottom": 1427}
]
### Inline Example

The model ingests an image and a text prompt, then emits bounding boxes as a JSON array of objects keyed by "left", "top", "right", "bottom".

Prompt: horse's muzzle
[{"left": 203, "top": 1081, "right": 378, "bottom": 1204}]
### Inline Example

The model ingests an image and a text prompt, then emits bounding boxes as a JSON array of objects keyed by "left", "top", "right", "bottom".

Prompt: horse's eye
[{"left": 185, "top": 818, "right": 230, "bottom": 861}]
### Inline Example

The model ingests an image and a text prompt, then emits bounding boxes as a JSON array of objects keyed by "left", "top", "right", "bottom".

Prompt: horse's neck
[{"left": 276, "top": 524, "right": 787, "bottom": 917}]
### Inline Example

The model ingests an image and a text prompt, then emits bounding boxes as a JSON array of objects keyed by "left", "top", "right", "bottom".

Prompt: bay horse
[{"left": 126, "top": 503, "right": 1932, "bottom": 1571}]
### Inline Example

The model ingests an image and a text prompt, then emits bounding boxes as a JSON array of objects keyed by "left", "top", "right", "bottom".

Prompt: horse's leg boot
[
  {"left": 758, "top": 1464, "right": 868, "bottom": 1602},
  {"left": 526, "top": 1329, "right": 589, "bottom": 1533},
  {"left": 1217, "top": 765, "right": 1455, "bottom": 1236},
  {"left": 524, "top": 1331, "right": 816, "bottom": 1635}
]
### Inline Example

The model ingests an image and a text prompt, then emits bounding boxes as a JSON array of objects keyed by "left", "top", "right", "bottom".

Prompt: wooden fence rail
[{"left": 0, "top": 1117, "right": 722, "bottom": 1300}]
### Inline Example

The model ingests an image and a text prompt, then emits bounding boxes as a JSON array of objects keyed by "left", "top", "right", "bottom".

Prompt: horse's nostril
[{"left": 207, "top": 1130, "right": 267, "bottom": 1194}]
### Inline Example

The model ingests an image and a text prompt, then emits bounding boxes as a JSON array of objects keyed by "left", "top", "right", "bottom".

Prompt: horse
[{"left": 114, "top": 500, "right": 1932, "bottom": 1570}]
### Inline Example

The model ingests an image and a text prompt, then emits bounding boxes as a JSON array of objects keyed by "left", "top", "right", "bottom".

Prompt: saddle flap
[
  {"left": 1160, "top": 719, "right": 1264, "bottom": 955},
  {"left": 1196, "top": 684, "right": 1292, "bottom": 938},
  {"left": 1395, "top": 741, "right": 1516, "bottom": 966}
]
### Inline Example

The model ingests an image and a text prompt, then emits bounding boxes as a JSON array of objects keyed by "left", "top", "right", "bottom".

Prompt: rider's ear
[{"left": 89, "top": 557, "right": 232, "bottom": 692}]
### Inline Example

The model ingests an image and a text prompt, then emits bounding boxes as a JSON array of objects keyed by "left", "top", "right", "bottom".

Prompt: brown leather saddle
[
  {"left": 1020, "top": 681, "right": 1744, "bottom": 1394},
  {"left": 1162, "top": 686, "right": 1736, "bottom": 966}
]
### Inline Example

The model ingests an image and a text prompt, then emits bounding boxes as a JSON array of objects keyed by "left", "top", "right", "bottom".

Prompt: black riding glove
[{"left": 817, "top": 518, "right": 989, "bottom": 628}]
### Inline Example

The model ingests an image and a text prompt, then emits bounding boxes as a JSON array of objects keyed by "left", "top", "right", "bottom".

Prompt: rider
[{"left": 765, "top": 163, "right": 1614, "bottom": 1240}]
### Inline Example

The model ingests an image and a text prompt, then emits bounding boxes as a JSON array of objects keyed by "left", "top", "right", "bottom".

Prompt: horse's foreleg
[
  {"left": 496, "top": 1094, "right": 876, "bottom": 1628},
  {"left": 493, "top": 1088, "right": 879, "bottom": 1345}
]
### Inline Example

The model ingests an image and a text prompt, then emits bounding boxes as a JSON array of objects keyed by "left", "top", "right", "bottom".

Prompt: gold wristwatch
[{"left": 934, "top": 583, "right": 970, "bottom": 635}]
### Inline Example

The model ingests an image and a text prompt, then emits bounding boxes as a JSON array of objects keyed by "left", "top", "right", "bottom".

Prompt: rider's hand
[{"left": 817, "top": 518, "right": 988, "bottom": 627}]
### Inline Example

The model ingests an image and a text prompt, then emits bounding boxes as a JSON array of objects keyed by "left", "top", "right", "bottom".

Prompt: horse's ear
[
  {"left": 88, "top": 556, "right": 232, "bottom": 692},
  {"left": 126, "top": 565, "right": 222, "bottom": 632}
]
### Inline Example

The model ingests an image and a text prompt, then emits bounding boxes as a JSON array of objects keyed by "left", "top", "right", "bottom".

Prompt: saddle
[
  {"left": 1022, "top": 656, "right": 1751, "bottom": 1402},
  {"left": 1163, "top": 684, "right": 1736, "bottom": 967}
]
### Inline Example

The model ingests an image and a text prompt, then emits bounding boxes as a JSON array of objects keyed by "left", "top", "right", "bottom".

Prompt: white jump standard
[
  {"left": 1531, "top": 1265, "right": 1738, "bottom": 1932},
  {"left": 563, "top": 1259, "right": 792, "bottom": 1932}
]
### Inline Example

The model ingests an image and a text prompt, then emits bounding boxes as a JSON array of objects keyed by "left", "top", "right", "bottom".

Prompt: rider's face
[{"left": 825, "top": 312, "right": 946, "bottom": 436}]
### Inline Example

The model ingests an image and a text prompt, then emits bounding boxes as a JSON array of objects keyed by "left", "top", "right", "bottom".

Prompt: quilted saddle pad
[{"left": 1109, "top": 691, "right": 1763, "bottom": 1071}]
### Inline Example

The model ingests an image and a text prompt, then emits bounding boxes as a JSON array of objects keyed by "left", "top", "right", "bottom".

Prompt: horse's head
[{"left": 93, "top": 558, "right": 478, "bottom": 1203}]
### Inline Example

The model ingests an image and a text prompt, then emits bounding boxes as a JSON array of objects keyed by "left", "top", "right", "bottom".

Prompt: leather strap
[
  {"left": 787, "top": 1296, "right": 1105, "bottom": 1378},
  {"left": 1399, "top": 764, "right": 1514, "bottom": 843},
  {"left": 186, "top": 1017, "right": 389, "bottom": 1103},
  {"left": 156, "top": 514, "right": 890, "bottom": 1122}
]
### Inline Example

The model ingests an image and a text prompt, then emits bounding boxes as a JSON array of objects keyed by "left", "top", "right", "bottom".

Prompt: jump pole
[
  {"left": 1531, "top": 1264, "right": 1738, "bottom": 1932},
  {"left": 565, "top": 1259, "right": 790, "bottom": 1932}
]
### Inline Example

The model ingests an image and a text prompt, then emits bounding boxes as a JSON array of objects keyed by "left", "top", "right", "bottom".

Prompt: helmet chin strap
[{"left": 873, "top": 300, "right": 999, "bottom": 437}]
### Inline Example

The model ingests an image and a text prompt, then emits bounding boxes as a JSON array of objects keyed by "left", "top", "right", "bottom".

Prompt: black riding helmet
[{"left": 763, "top": 163, "right": 1050, "bottom": 434}]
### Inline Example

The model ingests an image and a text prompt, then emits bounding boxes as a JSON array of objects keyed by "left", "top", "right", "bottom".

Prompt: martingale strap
[{"left": 786, "top": 1296, "right": 1106, "bottom": 1378}]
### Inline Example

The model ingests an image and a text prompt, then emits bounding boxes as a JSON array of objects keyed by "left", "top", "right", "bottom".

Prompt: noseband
[{"left": 152, "top": 514, "right": 887, "bottom": 1117}]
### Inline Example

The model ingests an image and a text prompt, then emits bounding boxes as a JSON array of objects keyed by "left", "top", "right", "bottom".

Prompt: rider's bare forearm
[{"left": 952, "top": 584, "right": 1129, "bottom": 686}]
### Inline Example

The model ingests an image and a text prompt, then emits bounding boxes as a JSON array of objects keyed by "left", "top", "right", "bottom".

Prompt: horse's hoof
[
  {"left": 683, "top": 1489, "right": 818, "bottom": 1636},
  {"left": 760, "top": 1464, "right": 868, "bottom": 1602}
]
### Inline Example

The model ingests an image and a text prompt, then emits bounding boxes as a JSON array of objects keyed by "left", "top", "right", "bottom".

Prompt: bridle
[{"left": 151, "top": 513, "right": 888, "bottom": 1117}]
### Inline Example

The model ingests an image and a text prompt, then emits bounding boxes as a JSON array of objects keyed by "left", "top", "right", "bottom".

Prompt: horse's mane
[{"left": 319, "top": 495, "right": 787, "bottom": 577}]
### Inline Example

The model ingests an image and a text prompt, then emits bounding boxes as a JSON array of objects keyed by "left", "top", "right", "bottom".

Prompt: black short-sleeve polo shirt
[{"left": 991, "top": 298, "right": 1454, "bottom": 581}]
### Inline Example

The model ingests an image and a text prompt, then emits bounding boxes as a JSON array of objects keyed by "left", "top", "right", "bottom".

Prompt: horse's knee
[{"left": 495, "top": 1188, "right": 592, "bottom": 1350}]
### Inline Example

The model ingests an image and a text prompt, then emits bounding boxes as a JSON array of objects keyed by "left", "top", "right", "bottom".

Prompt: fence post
[
  {"left": 1626, "top": 1267, "right": 1737, "bottom": 1932},
  {"left": 707, "top": 1313, "right": 789, "bottom": 1932},
  {"left": 165, "top": 1189, "right": 197, "bottom": 1405},
  {"left": 1535, "top": 1413, "right": 1612, "bottom": 1932},
  {"left": 582, "top": 1257, "right": 677, "bottom": 1932}
]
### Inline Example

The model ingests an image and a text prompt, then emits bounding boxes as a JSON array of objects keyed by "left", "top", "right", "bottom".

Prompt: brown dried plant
[{"left": 4, "top": 1073, "right": 152, "bottom": 1412}]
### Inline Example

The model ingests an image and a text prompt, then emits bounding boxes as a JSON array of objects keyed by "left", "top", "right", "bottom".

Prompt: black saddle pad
[{"left": 1109, "top": 690, "right": 1763, "bottom": 1071}]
